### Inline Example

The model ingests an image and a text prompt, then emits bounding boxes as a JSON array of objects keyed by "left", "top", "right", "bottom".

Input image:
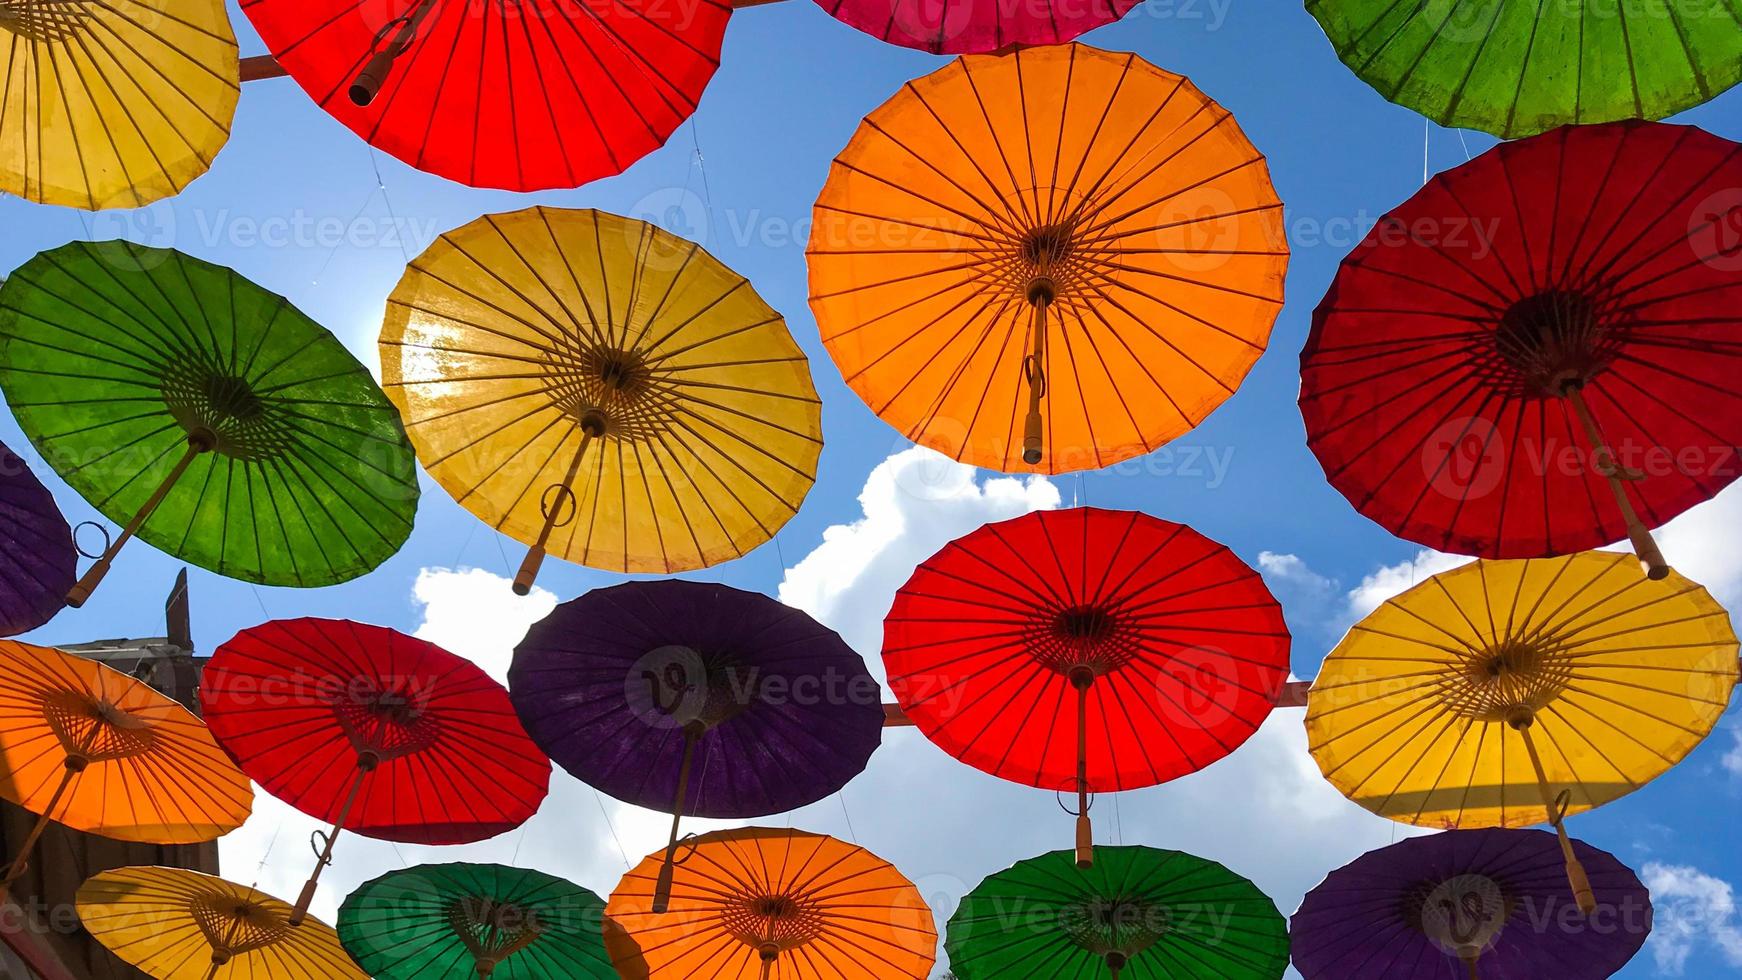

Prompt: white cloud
[
  {"left": 1342, "top": 549, "right": 1473, "bottom": 627},
  {"left": 1641, "top": 862, "right": 1742, "bottom": 975},
  {"left": 1641, "top": 482, "right": 1742, "bottom": 607},
  {"left": 777, "top": 446, "right": 1060, "bottom": 667}
]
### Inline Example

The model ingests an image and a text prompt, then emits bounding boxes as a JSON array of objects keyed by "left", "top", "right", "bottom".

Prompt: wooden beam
[
  {"left": 0, "top": 918, "right": 83, "bottom": 980},
  {"left": 881, "top": 679, "right": 1314, "bottom": 727}
]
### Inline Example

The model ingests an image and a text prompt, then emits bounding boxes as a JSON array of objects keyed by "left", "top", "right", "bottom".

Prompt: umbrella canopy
[
  {"left": 885, "top": 507, "right": 1290, "bottom": 866},
  {"left": 604, "top": 827, "right": 936, "bottom": 980},
  {"left": 509, "top": 579, "right": 883, "bottom": 912},
  {"left": 1292, "top": 828, "right": 1652, "bottom": 979},
  {"left": 380, "top": 207, "right": 821, "bottom": 593},
  {"left": 201, "top": 618, "right": 551, "bottom": 922},
  {"left": 1308, "top": 0, "right": 1742, "bottom": 138},
  {"left": 338, "top": 863, "right": 615, "bottom": 979},
  {"left": 0, "top": 0, "right": 238, "bottom": 209},
  {"left": 813, "top": 0, "right": 1139, "bottom": 54},
  {"left": 0, "top": 438, "right": 75, "bottom": 635},
  {"left": 0, "top": 640, "right": 251, "bottom": 889},
  {"left": 809, "top": 43, "right": 1287, "bottom": 474},
  {"left": 240, "top": 0, "right": 728, "bottom": 191},
  {"left": 78, "top": 867, "right": 367, "bottom": 979},
  {"left": 0, "top": 240, "right": 419, "bottom": 606},
  {"left": 1306, "top": 552, "right": 1737, "bottom": 911},
  {"left": 947, "top": 845, "right": 1289, "bottom": 979},
  {"left": 1301, "top": 120, "right": 1742, "bottom": 579}
]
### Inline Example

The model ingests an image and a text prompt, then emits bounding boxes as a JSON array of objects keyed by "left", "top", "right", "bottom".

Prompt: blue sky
[{"left": 4, "top": 1, "right": 1742, "bottom": 977}]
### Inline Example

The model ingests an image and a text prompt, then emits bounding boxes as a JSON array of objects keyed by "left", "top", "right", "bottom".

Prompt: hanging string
[
  {"left": 368, "top": 148, "right": 415, "bottom": 265},
  {"left": 591, "top": 788, "right": 631, "bottom": 869},
  {"left": 1422, "top": 118, "right": 1432, "bottom": 185},
  {"left": 836, "top": 792, "right": 858, "bottom": 845},
  {"left": 1456, "top": 129, "right": 1474, "bottom": 162}
]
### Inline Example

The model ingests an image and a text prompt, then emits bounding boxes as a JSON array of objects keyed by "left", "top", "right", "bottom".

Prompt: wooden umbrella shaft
[
  {"left": 653, "top": 728, "right": 701, "bottom": 914},
  {"left": 513, "top": 429, "right": 594, "bottom": 596},
  {"left": 1023, "top": 294, "right": 1049, "bottom": 466},
  {"left": 1074, "top": 677, "right": 1092, "bottom": 869},
  {"left": 290, "top": 763, "right": 370, "bottom": 926},
  {"left": 350, "top": 0, "right": 440, "bottom": 105},
  {"left": 1561, "top": 384, "right": 1668, "bottom": 579},
  {"left": 1, "top": 764, "right": 79, "bottom": 888},
  {"left": 1514, "top": 721, "right": 1596, "bottom": 915},
  {"left": 1461, "top": 951, "right": 1481, "bottom": 980},
  {"left": 67, "top": 435, "right": 209, "bottom": 607}
]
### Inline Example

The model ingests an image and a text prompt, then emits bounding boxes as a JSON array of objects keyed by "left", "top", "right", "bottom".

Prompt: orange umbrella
[
  {"left": 809, "top": 43, "right": 1287, "bottom": 474},
  {"left": 0, "top": 640, "right": 252, "bottom": 891},
  {"left": 604, "top": 827, "right": 936, "bottom": 980}
]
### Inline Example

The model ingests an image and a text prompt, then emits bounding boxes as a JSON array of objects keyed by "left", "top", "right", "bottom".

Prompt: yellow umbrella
[
  {"left": 77, "top": 867, "right": 368, "bottom": 979},
  {"left": 0, "top": 0, "right": 238, "bottom": 209},
  {"left": 1306, "top": 552, "right": 1738, "bottom": 912},
  {"left": 380, "top": 207, "right": 822, "bottom": 593}
]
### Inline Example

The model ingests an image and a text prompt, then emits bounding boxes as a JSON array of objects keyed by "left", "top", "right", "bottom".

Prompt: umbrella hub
[
  {"left": 1406, "top": 873, "right": 1512, "bottom": 960},
  {"left": 446, "top": 896, "right": 545, "bottom": 965},
  {"left": 331, "top": 680, "right": 443, "bottom": 762},
  {"left": 542, "top": 342, "right": 669, "bottom": 440},
  {"left": 724, "top": 893, "right": 826, "bottom": 954},
  {"left": 160, "top": 363, "right": 290, "bottom": 461},
  {"left": 1028, "top": 604, "right": 1135, "bottom": 676},
  {"left": 40, "top": 690, "right": 158, "bottom": 763},
  {"left": 0, "top": 0, "right": 92, "bottom": 43},
  {"left": 633, "top": 648, "right": 756, "bottom": 730},
  {"left": 1058, "top": 896, "right": 1168, "bottom": 960},
  {"left": 190, "top": 893, "right": 291, "bottom": 957},
  {"left": 1442, "top": 639, "right": 1574, "bottom": 722},
  {"left": 1018, "top": 223, "right": 1075, "bottom": 301},
  {"left": 1488, "top": 289, "right": 1627, "bottom": 396}
]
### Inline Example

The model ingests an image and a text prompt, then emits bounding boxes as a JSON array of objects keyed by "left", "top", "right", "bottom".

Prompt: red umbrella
[
  {"left": 201, "top": 619, "right": 551, "bottom": 924},
  {"left": 884, "top": 507, "right": 1289, "bottom": 867},
  {"left": 239, "top": 0, "right": 730, "bottom": 191},
  {"left": 1302, "top": 120, "right": 1742, "bottom": 578},
  {"left": 812, "top": 0, "right": 1140, "bottom": 54}
]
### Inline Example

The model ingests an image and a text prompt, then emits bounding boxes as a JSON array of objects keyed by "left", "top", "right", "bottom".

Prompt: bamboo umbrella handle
[
  {"left": 1107, "top": 952, "right": 1127, "bottom": 979},
  {"left": 513, "top": 427, "right": 597, "bottom": 596},
  {"left": 1460, "top": 950, "right": 1481, "bottom": 980},
  {"left": 1512, "top": 716, "right": 1597, "bottom": 916},
  {"left": 68, "top": 434, "right": 211, "bottom": 607},
  {"left": 350, "top": 0, "right": 439, "bottom": 105},
  {"left": 653, "top": 726, "right": 702, "bottom": 914},
  {"left": 1072, "top": 668, "right": 1093, "bottom": 869},
  {"left": 290, "top": 760, "right": 372, "bottom": 926},
  {"left": 0, "top": 758, "right": 82, "bottom": 891},
  {"left": 1561, "top": 383, "right": 1669, "bottom": 580},
  {"left": 1022, "top": 280, "right": 1053, "bottom": 467}
]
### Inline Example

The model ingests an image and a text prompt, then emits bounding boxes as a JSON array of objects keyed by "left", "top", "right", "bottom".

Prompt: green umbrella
[
  {"left": 947, "top": 846, "right": 1289, "bottom": 980},
  {"left": 1308, "top": 0, "right": 1742, "bottom": 137},
  {"left": 0, "top": 240, "right": 418, "bottom": 605},
  {"left": 338, "top": 863, "right": 615, "bottom": 979}
]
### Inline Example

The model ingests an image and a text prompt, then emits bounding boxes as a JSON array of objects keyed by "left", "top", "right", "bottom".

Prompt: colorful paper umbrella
[
  {"left": 1301, "top": 120, "right": 1742, "bottom": 579},
  {"left": 604, "top": 827, "right": 936, "bottom": 979},
  {"left": 886, "top": 507, "right": 1290, "bottom": 867},
  {"left": 814, "top": 0, "right": 1138, "bottom": 54},
  {"left": 1308, "top": 0, "right": 1742, "bottom": 138},
  {"left": 0, "top": 640, "right": 251, "bottom": 891},
  {"left": 380, "top": 207, "right": 821, "bottom": 593},
  {"left": 240, "top": 0, "right": 728, "bottom": 191},
  {"left": 1292, "top": 828, "right": 1652, "bottom": 980},
  {"left": 509, "top": 579, "right": 883, "bottom": 913},
  {"left": 1306, "top": 552, "right": 1737, "bottom": 912},
  {"left": 0, "top": 241, "right": 419, "bottom": 606},
  {"left": 0, "top": 438, "right": 75, "bottom": 635},
  {"left": 0, "top": 0, "right": 238, "bottom": 209},
  {"left": 809, "top": 43, "right": 1287, "bottom": 474},
  {"left": 201, "top": 618, "right": 551, "bottom": 923},
  {"left": 338, "top": 863, "right": 615, "bottom": 979},
  {"left": 78, "top": 866, "right": 367, "bottom": 979},
  {"left": 948, "top": 845, "right": 1289, "bottom": 979}
]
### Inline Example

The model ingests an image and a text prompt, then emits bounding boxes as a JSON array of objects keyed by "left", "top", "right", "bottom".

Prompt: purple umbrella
[
  {"left": 1292, "top": 829, "right": 1651, "bottom": 980},
  {"left": 508, "top": 579, "right": 883, "bottom": 912},
  {"left": 0, "top": 440, "right": 74, "bottom": 635}
]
